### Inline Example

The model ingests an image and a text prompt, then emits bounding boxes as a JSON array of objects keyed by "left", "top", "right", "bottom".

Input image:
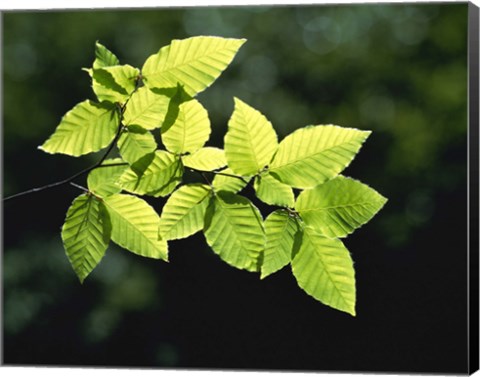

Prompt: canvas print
[{"left": 2, "top": 2, "right": 478, "bottom": 374}]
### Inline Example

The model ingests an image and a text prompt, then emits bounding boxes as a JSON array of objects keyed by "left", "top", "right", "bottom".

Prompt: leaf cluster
[{"left": 40, "top": 36, "right": 387, "bottom": 316}]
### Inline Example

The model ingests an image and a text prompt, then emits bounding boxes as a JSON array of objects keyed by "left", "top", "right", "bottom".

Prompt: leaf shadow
[
  {"left": 156, "top": 84, "right": 192, "bottom": 134},
  {"left": 92, "top": 68, "right": 128, "bottom": 95}
]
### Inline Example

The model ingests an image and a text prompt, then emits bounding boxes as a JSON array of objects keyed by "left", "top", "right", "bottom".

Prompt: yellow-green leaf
[
  {"left": 104, "top": 193, "right": 168, "bottom": 260},
  {"left": 123, "top": 86, "right": 171, "bottom": 130},
  {"left": 87, "top": 158, "right": 127, "bottom": 197},
  {"left": 224, "top": 98, "right": 278, "bottom": 175},
  {"left": 295, "top": 175, "right": 387, "bottom": 238},
  {"left": 162, "top": 99, "right": 211, "bottom": 154},
  {"left": 182, "top": 147, "right": 227, "bottom": 171},
  {"left": 270, "top": 125, "right": 371, "bottom": 188},
  {"left": 118, "top": 151, "right": 183, "bottom": 197},
  {"left": 254, "top": 173, "right": 294, "bottom": 208},
  {"left": 92, "top": 41, "right": 119, "bottom": 69},
  {"left": 291, "top": 226, "right": 356, "bottom": 316},
  {"left": 117, "top": 125, "right": 157, "bottom": 165},
  {"left": 261, "top": 210, "right": 300, "bottom": 279},
  {"left": 142, "top": 36, "right": 246, "bottom": 96},
  {"left": 62, "top": 194, "right": 111, "bottom": 283},
  {"left": 39, "top": 100, "right": 119, "bottom": 157},
  {"left": 159, "top": 184, "right": 211, "bottom": 240},
  {"left": 212, "top": 168, "right": 250, "bottom": 194},
  {"left": 204, "top": 192, "right": 265, "bottom": 272}
]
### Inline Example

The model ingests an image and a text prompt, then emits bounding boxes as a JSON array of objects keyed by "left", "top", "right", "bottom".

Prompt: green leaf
[
  {"left": 61, "top": 194, "right": 111, "bottom": 283},
  {"left": 142, "top": 36, "right": 246, "bottom": 96},
  {"left": 261, "top": 210, "right": 300, "bottom": 279},
  {"left": 91, "top": 64, "right": 139, "bottom": 103},
  {"left": 291, "top": 226, "right": 356, "bottom": 316},
  {"left": 87, "top": 158, "right": 127, "bottom": 197},
  {"left": 159, "top": 184, "right": 211, "bottom": 240},
  {"left": 92, "top": 41, "right": 119, "bottom": 69},
  {"left": 224, "top": 98, "right": 278, "bottom": 175},
  {"left": 203, "top": 192, "right": 265, "bottom": 272},
  {"left": 254, "top": 173, "right": 294, "bottom": 208},
  {"left": 118, "top": 151, "right": 183, "bottom": 197},
  {"left": 104, "top": 193, "right": 168, "bottom": 260},
  {"left": 270, "top": 125, "right": 371, "bottom": 188},
  {"left": 182, "top": 147, "right": 227, "bottom": 171},
  {"left": 123, "top": 86, "right": 171, "bottom": 130},
  {"left": 117, "top": 125, "right": 157, "bottom": 165},
  {"left": 295, "top": 176, "right": 387, "bottom": 238},
  {"left": 212, "top": 168, "right": 249, "bottom": 194},
  {"left": 162, "top": 99, "right": 211, "bottom": 154},
  {"left": 39, "top": 100, "right": 119, "bottom": 157}
]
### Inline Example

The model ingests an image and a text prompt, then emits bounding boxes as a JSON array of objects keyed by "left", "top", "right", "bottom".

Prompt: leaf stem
[{"left": 69, "top": 182, "right": 89, "bottom": 193}]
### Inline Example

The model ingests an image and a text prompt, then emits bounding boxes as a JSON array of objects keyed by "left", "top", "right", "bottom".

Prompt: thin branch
[
  {"left": 3, "top": 122, "right": 125, "bottom": 203},
  {"left": 188, "top": 167, "right": 249, "bottom": 184},
  {"left": 3, "top": 73, "right": 144, "bottom": 203}
]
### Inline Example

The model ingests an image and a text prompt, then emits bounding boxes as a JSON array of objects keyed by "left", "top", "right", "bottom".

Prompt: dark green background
[{"left": 2, "top": 3, "right": 469, "bottom": 373}]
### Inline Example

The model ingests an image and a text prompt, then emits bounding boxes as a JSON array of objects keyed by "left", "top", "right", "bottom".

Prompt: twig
[
  {"left": 188, "top": 167, "right": 249, "bottom": 184},
  {"left": 3, "top": 121, "right": 125, "bottom": 203}
]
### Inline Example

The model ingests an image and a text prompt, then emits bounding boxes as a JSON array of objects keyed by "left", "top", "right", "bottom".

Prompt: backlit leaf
[
  {"left": 261, "top": 210, "right": 300, "bottom": 279},
  {"left": 62, "top": 194, "right": 111, "bottom": 283},
  {"left": 204, "top": 192, "right": 265, "bottom": 272},
  {"left": 291, "top": 226, "right": 356, "bottom": 316},
  {"left": 295, "top": 175, "right": 387, "bottom": 238},
  {"left": 91, "top": 64, "right": 139, "bottom": 103},
  {"left": 254, "top": 173, "right": 294, "bottom": 208},
  {"left": 162, "top": 98, "right": 211, "bottom": 154},
  {"left": 270, "top": 125, "right": 371, "bottom": 188},
  {"left": 123, "top": 86, "right": 171, "bottom": 130},
  {"left": 159, "top": 184, "right": 211, "bottom": 240},
  {"left": 212, "top": 168, "right": 250, "bottom": 194},
  {"left": 142, "top": 36, "right": 246, "bottom": 96},
  {"left": 39, "top": 100, "right": 119, "bottom": 157},
  {"left": 92, "top": 41, "right": 119, "bottom": 69},
  {"left": 225, "top": 98, "right": 278, "bottom": 175},
  {"left": 118, "top": 151, "right": 183, "bottom": 197},
  {"left": 87, "top": 158, "right": 127, "bottom": 197},
  {"left": 182, "top": 147, "right": 227, "bottom": 171},
  {"left": 104, "top": 193, "right": 168, "bottom": 260},
  {"left": 117, "top": 125, "right": 157, "bottom": 165}
]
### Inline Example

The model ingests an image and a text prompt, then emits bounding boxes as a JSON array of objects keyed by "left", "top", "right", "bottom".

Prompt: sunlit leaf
[
  {"left": 204, "top": 192, "right": 265, "bottom": 272},
  {"left": 39, "top": 100, "right": 119, "bottom": 157},
  {"left": 62, "top": 194, "right": 111, "bottom": 283},
  {"left": 159, "top": 184, "right": 211, "bottom": 240},
  {"left": 270, "top": 125, "right": 371, "bottom": 188},
  {"left": 261, "top": 210, "right": 300, "bottom": 279},
  {"left": 92, "top": 41, "right": 119, "bottom": 69},
  {"left": 254, "top": 173, "right": 294, "bottom": 208},
  {"left": 91, "top": 64, "right": 139, "bottom": 103},
  {"left": 182, "top": 147, "right": 227, "bottom": 171},
  {"left": 87, "top": 158, "right": 127, "bottom": 197},
  {"left": 296, "top": 175, "right": 387, "bottom": 238},
  {"left": 212, "top": 168, "right": 250, "bottom": 193},
  {"left": 225, "top": 98, "right": 278, "bottom": 175},
  {"left": 117, "top": 125, "right": 157, "bottom": 165},
  {"left": 104, "top": 193, "right": 168, "bottom": 260},
  {"left": 118, "top": 151, "right": 183, "bottom": 197},
  {"left": 291, "top": 226, "right": 356, "bottom": 316},
  {"left": 123, "top": 86, "right": 172, "bottom": 130},
  {"left": 142, "top": 36, "right": 246, "bottom": 96},
  {"left": 162, "top": 98, "right": 211, "bottom": 154}
]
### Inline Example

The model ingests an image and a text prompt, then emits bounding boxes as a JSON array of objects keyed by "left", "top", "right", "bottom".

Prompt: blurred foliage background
[{"left": 2, "top": 3, "right": 470, "bottom": 373}]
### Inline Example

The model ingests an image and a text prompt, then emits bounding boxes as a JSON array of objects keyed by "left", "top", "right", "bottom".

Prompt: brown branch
[{"left": 3, "top": 122, "right": 125, "bottom": 203}]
